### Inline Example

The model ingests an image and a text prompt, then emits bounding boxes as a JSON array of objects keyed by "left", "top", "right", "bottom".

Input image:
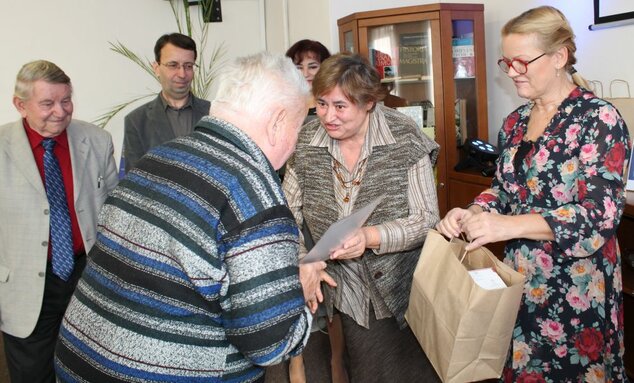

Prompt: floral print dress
[{"left": 473, "top": 87, "right": 631, "bottom": 383}]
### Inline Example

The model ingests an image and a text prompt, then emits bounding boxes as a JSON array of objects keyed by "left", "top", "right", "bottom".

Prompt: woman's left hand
[
  {"left": 461, "top": 211, "right": 511, "bottom": 250},
  {"left": 461, "top": 211, "right": 554, "bottom": 250},
  {"left": 329, "top": 228, "right": 368, "bottom": 260}
]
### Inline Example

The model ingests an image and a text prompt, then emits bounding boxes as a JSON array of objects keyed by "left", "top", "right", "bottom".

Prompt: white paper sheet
[
  {"left": 468, "top": 268, "right": 507, "bottom": 290},
  {"left": 300, "top": 195, "right": 385, "bottom": 264}
]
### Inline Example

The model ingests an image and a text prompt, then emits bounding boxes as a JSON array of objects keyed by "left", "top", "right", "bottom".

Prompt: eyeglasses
[
  {"left": 497, "top": 53, "right": 546, "bottom": 74},
  {"left": 160, "top": 62, "right": 198, "bottom": 72}
]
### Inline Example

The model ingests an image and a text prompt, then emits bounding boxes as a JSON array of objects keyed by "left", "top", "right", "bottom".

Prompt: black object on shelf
[
  {"left": 625, "top": 249, "right": 634, "bottom": 269},
  {"left": 454, "top": 138, "right": 499, "bottom": 177}
]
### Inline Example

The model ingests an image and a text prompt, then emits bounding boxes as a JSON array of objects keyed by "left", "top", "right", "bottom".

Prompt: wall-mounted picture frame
[
  {"left": 594, "top": 0, "right": 634, "bottom": 25},
  {"left": 589, "top": 0, "right": 634, "bottom": 30}
]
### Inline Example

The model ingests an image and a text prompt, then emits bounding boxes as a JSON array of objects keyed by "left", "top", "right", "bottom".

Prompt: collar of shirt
[
  {"left": 23, "top": 118, "right": 70, "bottom": 151},
  {"left": 159, "top": 92, "right": 193, "bottom": 111}
]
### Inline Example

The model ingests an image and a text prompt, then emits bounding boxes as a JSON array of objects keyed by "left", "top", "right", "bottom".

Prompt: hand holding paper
[
  {"left": 300, "top": 196, "right": 385, "bottom": 264},
  {"left": 329, "top": 227, "right": 371, "bottom": 260}
]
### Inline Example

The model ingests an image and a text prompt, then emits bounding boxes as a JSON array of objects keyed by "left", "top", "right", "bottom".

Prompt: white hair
[{"left": 211, "top": 51, "right": 309, "bottom": 120}]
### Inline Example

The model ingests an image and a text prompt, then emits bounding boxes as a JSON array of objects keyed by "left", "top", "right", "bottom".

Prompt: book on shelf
[
  {"left": 421, "top": 127, "right": 435, "bottom": 141},
  {"left": 397, "top": 103, "right": 437, "bottom": 184},
  {"left": 397, "top": 106, "right": 423, "bottom": 129},
  {"left": 398, "top": 33, "right": 429, "bottom": 77},
  {"left": 410, "top": 100, "right": 434, "bottom": 128},
  {"left": 452, "top": 36, "right": 475, "bottom": 78},
  {"left": 370, "top": 48, "right": 393, "bottom": 79},
  {"left": 397, "top": 103, "right": 435, "bottom": 141},
  {"left": 383, "top": 65, "right": 397, "bottom": 78},
  {"left": 454, "top": 99, "right": 468, "bottom": 146}
]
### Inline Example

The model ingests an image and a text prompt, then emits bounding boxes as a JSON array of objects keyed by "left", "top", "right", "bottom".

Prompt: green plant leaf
[
  {"left": 109, "top": 41, "right": 157, "bottom": 81},
  {"left": 93, "top": 93, "right": 156, "bottom": 128}
]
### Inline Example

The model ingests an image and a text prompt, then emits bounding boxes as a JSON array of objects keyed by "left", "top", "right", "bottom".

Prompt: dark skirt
[{"left": 339, "top": 308, "right": 440, "bottom": 383}]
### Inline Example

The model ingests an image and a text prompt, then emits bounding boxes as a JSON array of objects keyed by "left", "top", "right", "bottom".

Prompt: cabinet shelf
[{"left": 381, "top": 75, "right": 432, "bottom": 84}]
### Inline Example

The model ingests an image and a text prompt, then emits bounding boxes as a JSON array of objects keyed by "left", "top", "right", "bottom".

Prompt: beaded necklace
[{"left": 332, "top": 158, "right": 367, "bottom": 203}]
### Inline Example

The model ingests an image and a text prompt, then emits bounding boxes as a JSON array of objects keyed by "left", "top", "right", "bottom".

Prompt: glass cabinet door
[
  {"left": 444, "top": 11, "right": 491, "bottom": 214},
  {"left": 339, "top": 20, "right": 358, "bottom": 54},
  {"left": 343, "top": 30, "right": 355, "bottom": 53},
  {"left": 451, "top": 19, "right": 480, "bottom": 160},
  {"left": 367, "top": 20, "right": 436, "bottom": 140}
]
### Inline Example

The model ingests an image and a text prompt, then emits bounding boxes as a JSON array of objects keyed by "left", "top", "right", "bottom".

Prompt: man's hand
[{"left": 299, "top": 261, "right": 336, "bottom": 313}]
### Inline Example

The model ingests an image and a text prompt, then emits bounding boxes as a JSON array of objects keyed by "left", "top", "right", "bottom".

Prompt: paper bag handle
[
  {"left": 448, "top": 233, "right": 468, "bottom": 262},
  {"left": 610, "top": 79, "right": 631, "bottom": 98},
  {"left": 454, "top": 233, "right": 470, "bottom": 263},
  {"left": 450, "top": 233, "right": 473, "bottom": 263},
  {"left": 589, "top": 80, "right": 603, "bottom": 98},
  {"left": 452, "top": 233, "right": 498, "bottom": 266}
]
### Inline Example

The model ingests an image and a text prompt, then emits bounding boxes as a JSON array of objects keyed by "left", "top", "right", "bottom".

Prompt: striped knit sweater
[{"left": 54, "top": 116, "right": 311, "bottom": 382}]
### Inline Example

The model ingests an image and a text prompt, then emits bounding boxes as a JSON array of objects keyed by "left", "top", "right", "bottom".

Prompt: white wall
[
  {"left": 329, "top": 0, "right": 634, "bottom": 144},
  {"left": 265, "top": 0, "right": 333, "bottom": 55},
  {"left": 0, "top": 0, "right": 267, "bottom": 165}
]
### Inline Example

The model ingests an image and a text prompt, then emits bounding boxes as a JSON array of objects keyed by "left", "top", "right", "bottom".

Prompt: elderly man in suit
[
  {"left": 0, "top": 60, "right": 118, "bottom": 383},
  {"left": 122, "top": 33, "right": 211, "bottom": 173}
]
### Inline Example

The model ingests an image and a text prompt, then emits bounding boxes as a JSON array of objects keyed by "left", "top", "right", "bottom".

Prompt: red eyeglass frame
[{"left": 497, "top": 52, "right": 546, "bottom": 74}]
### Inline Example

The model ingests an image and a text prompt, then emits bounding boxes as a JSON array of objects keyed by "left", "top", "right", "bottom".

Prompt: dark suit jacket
[
  {"left": 123, "top": 93, "right": 210, "bottom": 173},
  {"left": 0, "top": 119, "right": 118, "bottom": 337}
]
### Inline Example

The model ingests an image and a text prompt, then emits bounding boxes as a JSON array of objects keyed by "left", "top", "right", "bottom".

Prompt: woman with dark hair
[
  {"left": 286, "top": 40, "right": 330, "bottom": 116},
  {"left": 286, "top": 39, "right": 331, "bottom": 91},
  {"left": 278, "top": 40, "right": 332, "bottom": 185}
]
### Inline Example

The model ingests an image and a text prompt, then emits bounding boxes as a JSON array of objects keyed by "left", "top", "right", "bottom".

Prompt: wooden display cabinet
[{"left": 338, "top": 3, "right": 492, "bottom": 215}]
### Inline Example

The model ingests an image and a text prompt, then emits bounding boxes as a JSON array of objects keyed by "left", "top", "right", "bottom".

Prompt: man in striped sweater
[{"left": 54, "top": 52, "right": 333, "bottom": 382}]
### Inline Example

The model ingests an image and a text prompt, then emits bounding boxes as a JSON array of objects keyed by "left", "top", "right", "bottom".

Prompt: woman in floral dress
[{"left": 436, "top": 6, "right": 630, "bottom": 382}]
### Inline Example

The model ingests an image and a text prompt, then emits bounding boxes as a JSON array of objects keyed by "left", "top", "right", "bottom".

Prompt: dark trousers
[
  {"left": 339, "top": 305, "right": 441, "bottom": 383},
  {"left": 2, "top": 255, "right": 85, "bottom": 383}
]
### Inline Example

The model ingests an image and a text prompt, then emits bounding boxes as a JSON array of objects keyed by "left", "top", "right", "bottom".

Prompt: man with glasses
[{"left": 122, "top": 33, "right": 210, "bottom": 173}]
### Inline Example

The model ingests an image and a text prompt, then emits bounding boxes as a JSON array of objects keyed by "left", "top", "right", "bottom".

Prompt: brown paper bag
[
  {"left": 405, "top": 230, "right": 525, "bottom": 383},
  {"left": 590, "top": 79, "right": 634, "bottom": 139},
  {"left": 606, "top": 80, "right": 634, "bottom": 140}
]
